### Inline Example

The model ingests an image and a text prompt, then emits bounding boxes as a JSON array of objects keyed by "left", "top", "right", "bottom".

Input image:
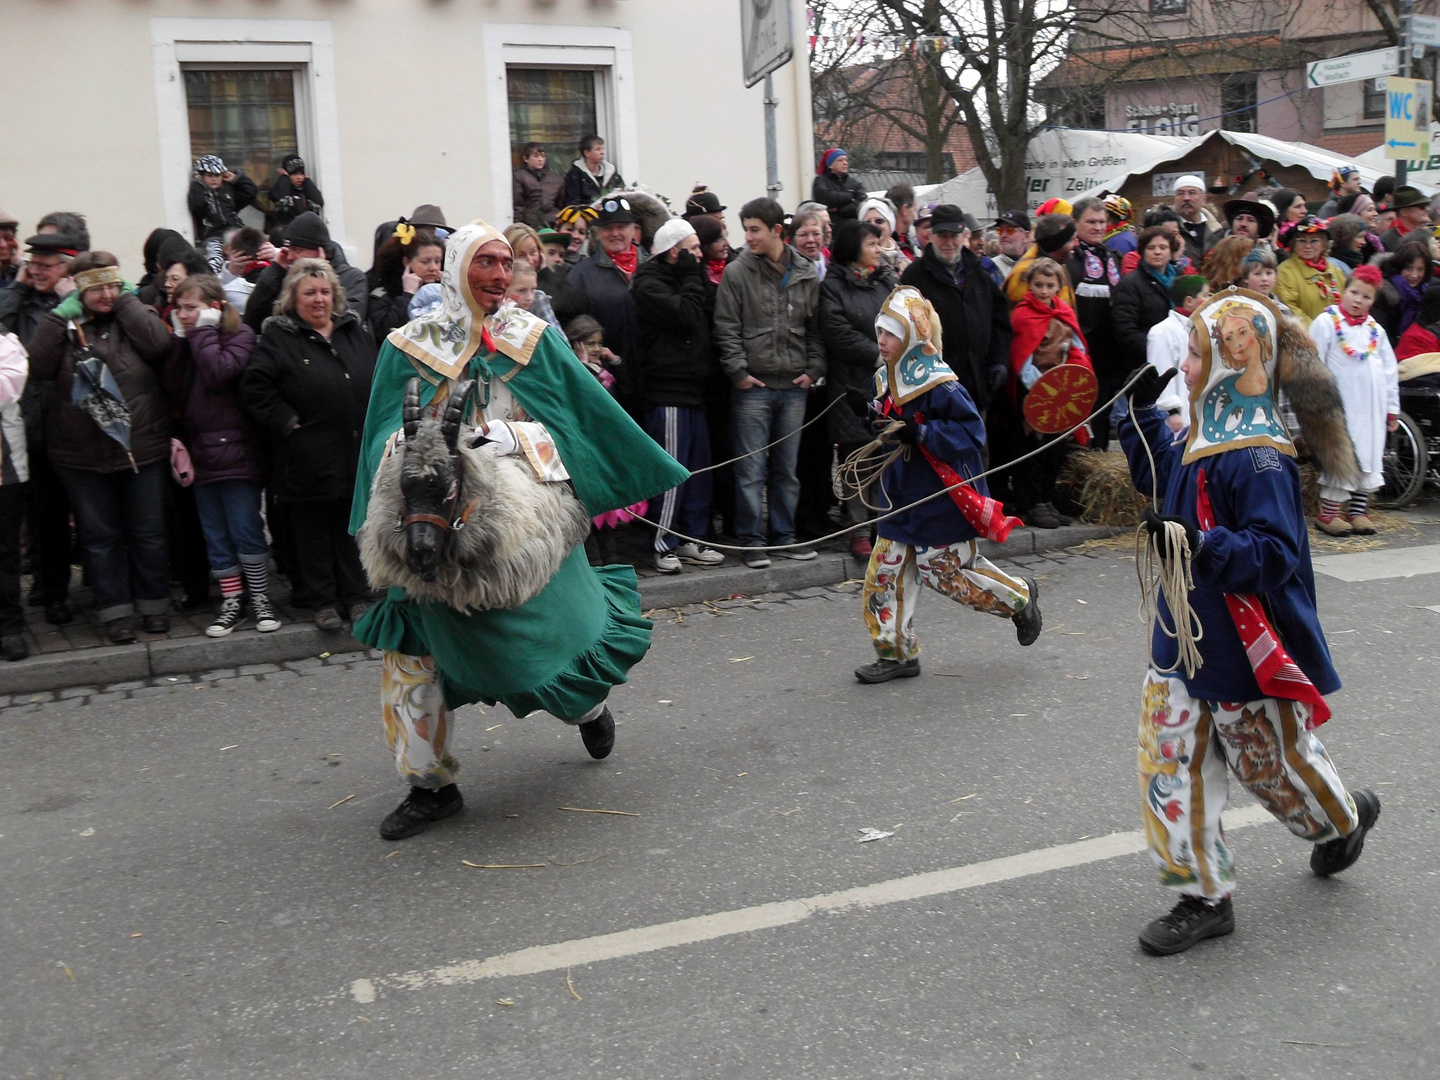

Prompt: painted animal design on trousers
[{"left": 1221, "top": 705, "right": 1328, "bottom": 839}]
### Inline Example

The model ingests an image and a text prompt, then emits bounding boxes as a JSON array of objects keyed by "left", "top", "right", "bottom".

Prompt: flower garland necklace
[{"left": 1328, "top": 306, "right": 1380, "bottom": 361}]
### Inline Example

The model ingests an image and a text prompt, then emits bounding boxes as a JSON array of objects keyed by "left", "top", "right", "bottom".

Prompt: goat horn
[
  {"left": 402, "top": 378, "right": 422, "bottom": 442},
  {"left": 442, "top": 379, "right": 476, "bottom": 452}
]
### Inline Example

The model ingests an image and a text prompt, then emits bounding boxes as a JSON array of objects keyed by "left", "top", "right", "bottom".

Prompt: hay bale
[{"left": 1057, "top": 448, "right": 1150, "bottom": 526}]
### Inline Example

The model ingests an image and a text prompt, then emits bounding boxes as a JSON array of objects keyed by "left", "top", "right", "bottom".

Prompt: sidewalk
[{"left": 0, "top": 523, "right": 1119, "bottom": 695}]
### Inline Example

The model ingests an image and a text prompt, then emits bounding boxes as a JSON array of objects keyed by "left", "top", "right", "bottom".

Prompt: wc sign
[{"left": 1385, "top": 76, "right": 1433, "bottom": 159}]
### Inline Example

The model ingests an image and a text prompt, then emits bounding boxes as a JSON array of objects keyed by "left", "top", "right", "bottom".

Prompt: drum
[{"left": 1022, "top": 363, "right": 1098, "bottom": 435}]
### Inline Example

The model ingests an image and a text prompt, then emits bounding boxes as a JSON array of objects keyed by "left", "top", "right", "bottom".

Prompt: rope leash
[
  {"left": 1127, "top": 395, "right": 1203, "bottom": 679},
  {"left": 626, "top": 367, "right": 1155, "bottom": 555}
]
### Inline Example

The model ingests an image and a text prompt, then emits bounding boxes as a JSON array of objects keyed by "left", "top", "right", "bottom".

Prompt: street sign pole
[
  {"left": 764, "top": 72, "right": 781, "bottom": 200},
  {"left": 1400, "top": 0, "right": 1413, "bottom": 184},
  {"left": 742, "top": 0, "right": 793, "bottom": 202}
]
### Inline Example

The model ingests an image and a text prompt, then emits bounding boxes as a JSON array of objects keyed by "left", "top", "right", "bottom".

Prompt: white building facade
[{"left": 2, "top": 0, "right": 814, "bottom": 261}]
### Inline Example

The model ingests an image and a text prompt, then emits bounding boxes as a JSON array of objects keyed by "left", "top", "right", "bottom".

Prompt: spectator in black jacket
[
  {"left": 811, "top": 148, "right": 866, "bottom": 222},
  {"left": 188, "top": 156, "right": 257, "bottom": 273},
  {"left": 818, "top": 219, "right": 898, "bottom": 556},
  {"left": 1111, "top": 226, "right": 1181, "bottom": 375},
  {"left": 513, "top": 143, "right": 564, "bottom": 229},
  {"left": 243, "top": 212, "right": 368, "bottom": 332},
  {"left": 632, "top": 218, "right": 726, "bottom": 573},
  {"left": 561, "top": 134, "right": 625, "bottom": 207},
  {"left": 365, "top": 226, "right": 444, "bottom": 341},
  {"left": 267, "top": 155, "right": 324, "bottom": 232},
  {"left": 898, "top": 204, "right": 1012, "bottom": 412},
  {"left": 567, "top": 197, "right": 646, "bottom": 413}
]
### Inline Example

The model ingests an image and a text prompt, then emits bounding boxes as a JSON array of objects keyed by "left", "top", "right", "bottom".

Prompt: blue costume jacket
[
  {"left": 873, "top": 380, "right": 990, "bottom": 548},
  {"left": 1118, "top": 404, "right": 1340, "bottom": 702}
]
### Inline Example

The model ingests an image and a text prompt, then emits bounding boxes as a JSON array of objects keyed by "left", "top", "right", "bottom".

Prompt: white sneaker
[
  {"left": 206, "top": 596, "right": 244, "bottom": 638},
  {"left": 652, "top": 551, "right": 683, "bottom": 574},
  {"left": 744, "top": 549, "right": 772, "bottom": 569},
  {"left": 675, "top": 542, "right": 725, "bottom": 566}
]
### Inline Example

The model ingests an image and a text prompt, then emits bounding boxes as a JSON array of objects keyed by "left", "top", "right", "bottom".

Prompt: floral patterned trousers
[
  {"left": 382, "top": 652, "right": 460, "bottom": 790},
  {"left": 861, "top": 538, "right": 1030, "bottom": 661},
  {"left": 1138, "top": 668, "right": 1359, "bottom": 900}
]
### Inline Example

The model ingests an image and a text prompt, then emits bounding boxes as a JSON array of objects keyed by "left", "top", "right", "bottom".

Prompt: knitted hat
[
  {"left": 818, "top": 148, "right": 848, "bottom": 175},
  {"left": 284, "top": 212, "right": 331, "bottom": 250},
  {"left": 691, "top": 216, "right": 724, "bottom": 248}
]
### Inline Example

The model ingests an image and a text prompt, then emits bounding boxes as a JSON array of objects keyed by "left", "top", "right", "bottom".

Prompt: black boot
[
  {"left": 854, "top": 657, "right": 920, "bottom": 684},
  {"left": 578, "top": 706, "right": 616, "bottom": 759},
  {"left": 378, "top": 784, "right": 464, "bottom": 841},
  {"left": 1012, "top": 576, "right": 1042, "bottom": 646},
  {"left": 1311, "top": 788, "right": 1381, "bottom": 877},
  {"left": 1139, "top": 895, "right": 1234, "bottom": 956}
]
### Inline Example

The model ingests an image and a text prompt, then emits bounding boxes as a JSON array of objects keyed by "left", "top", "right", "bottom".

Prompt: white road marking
[
  {"left": 348, "top": 803, "right": 1275, "bottom": 1004},
  {"left": 1427, "top": 606, "right": 1440, "bottom": 616},
  {"left": 1312, "top": 544, "right": 1440, "bottom": 582}
]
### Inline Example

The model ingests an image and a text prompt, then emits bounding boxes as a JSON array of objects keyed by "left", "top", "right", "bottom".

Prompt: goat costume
[
  {"left": 860, "top": 287, "right": 1036, "bottom": 667},
  {"left": 350, "top": 220, "right": 687, "bottom": 789},
  {"left": 1117, "top": 288, "right": 1376, "bottom": 911}
]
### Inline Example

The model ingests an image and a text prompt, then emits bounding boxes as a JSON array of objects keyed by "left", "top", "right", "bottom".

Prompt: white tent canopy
[
  {"left": 887, "top": 127, "right": 1430, "bottom": 220},
  {"left": 1356, "top": 131, "right": 1440, "bottom": 190}
]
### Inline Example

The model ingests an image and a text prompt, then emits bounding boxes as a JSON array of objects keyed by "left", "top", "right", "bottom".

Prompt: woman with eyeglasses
[{"left": 27, "top": 251, "right": 175, "bottom": 644}]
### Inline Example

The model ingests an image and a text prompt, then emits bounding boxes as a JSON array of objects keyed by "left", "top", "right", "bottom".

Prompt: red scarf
[
  {"left": 705, "top": 257, "right": 727, "bottom": 285},
  {"left": 609, "top": 246, "right": 638, "bottom": 279},
  {"left": 1339, "top": 307, "right": 1370, "bottom": 327},
  {"left": 1301, "top": 256, "right": 1331, "bottom": 274},
  {"left": 1008, "top": 292, "right": 1092, "bottom": 381}
]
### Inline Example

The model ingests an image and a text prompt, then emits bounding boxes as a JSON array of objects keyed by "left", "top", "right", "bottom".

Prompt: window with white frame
[{"left": 151, "top": 19, "right": 344, "bottom": 245}]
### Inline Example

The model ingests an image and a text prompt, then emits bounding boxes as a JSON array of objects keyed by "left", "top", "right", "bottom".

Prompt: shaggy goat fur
[
  {"left": 359, "top": 421, "right": 590, "bottom": 612},
  {"left": 1275, "top": 315, "right": 1363, "bottom": 490}
]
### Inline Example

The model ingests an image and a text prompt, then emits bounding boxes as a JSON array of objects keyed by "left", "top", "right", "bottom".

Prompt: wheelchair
[{"left": 1377, "top": 373, "right": 1440, "bottom": 509}]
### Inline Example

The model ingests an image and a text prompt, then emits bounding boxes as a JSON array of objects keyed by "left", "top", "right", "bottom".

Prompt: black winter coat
[
  {"left": 239, "top": 312, "right": 375, "bottom": 502},
  {"left": 561, "top": 161, "right": 625, "bottom": 208},
  {"left": 818, "top": 262, "right": 898, "bottom": 444},
  {"left": 898, "top": 246, "right": 1012, "bottom": 411},
  {"left": 513, "top": 166, "right": 564, "bottom": 229},
  {"left": 188, "top": 176, "right": 258, "bottom": 242},
  {"left": 267, "top": 176, "right": 324, "bottom": 231},
  {"left": 631, "top": 254, "right": 715, "bottom": 408},
  {"left": 1110, "top": 268, "right": 1174, "bottom": 373},
  {"left": 567, "top": 246, "right": 645, "bottom": 408},
  {"left": 811, "top": 171, "right": 867, "bottom": 221},
  {"left": 0, "top": 283, "right": 64, "bottom": 450}
]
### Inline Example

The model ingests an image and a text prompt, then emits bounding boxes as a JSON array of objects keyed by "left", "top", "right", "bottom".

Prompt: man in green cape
[{"left": 350, "top": 220, "right": 688, "bottom": 840}]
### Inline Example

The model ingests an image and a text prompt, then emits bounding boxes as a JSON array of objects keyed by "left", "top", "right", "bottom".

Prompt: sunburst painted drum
[{"left": 1022, "top": 363, "right": 1098, "bottom": 434}]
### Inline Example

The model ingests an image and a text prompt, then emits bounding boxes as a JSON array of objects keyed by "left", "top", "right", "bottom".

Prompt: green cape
[{"left": 350, "top": 322, "right": 688, "bottom": 533}]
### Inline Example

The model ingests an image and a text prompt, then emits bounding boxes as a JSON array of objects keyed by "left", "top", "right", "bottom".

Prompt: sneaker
[
  {"left": 1311, "top": 788, "right": 1381, "bottom": 877},
  {"left": 142, "top": 614, "right": 170, "bottom": 635},
  {"left": 251, "top": 594, "right": 281, "bottom": 633},
  {"left": 43, "top": 599, "right": 73, "bottom": 625},
  {"left": 652, "top": 551, "right": 683, "bottom": 574},
  {"left": 1, "top": 634, "right": 29, "bottom": 662},
  {"left": 1315, "top": 515, "right": 1352, "bottom": 537},
  {"left": 206, "top": 596, "right": 245, "bottom": 638},
  {"left": 744, "top": 548, "right": 772, "bottom": 569},
  {"left": 777, "top": 545, "right": 818, "bottom": 561},
  {"left": 578, "top": 706, "right": 616, "bottom": 759},
  {"left": 675, "top": 542, "right": 725, "bottom": 566},
  {"left": 107, "top": 618, "right": 136, "bottom": 645},
  {"left": 1139, "top": 895, "right": 1235, "bottom": 956},
  {"left": 378, "top": 784, "right": 464, "bottom": 841},
  {"left": 314, "top": 607, "right": 344, "bottom": 631},
  {"left": 1346, "top": 513, "right": 1377, "bottom": 536},
  {"left": 849, "top": 535, "right": 873, "bottom": 558},
  {"left": 1026, "top": 503, "right": 1061, "bottom": 529},
  {"left": 1012, "top": 576, "right": 1042, "bottom": 647},
  {"left": 854, "top": 657, "right": 921, "bottom": 684}
]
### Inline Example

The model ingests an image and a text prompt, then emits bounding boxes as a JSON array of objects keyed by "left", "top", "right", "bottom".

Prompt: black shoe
[
  {"left": 1047, "top": 502, "right": 1074, "bottom": 527},
  {"left": 1026, "top": 503, "right": 1061, "bottom": 529},
  {"left": 2, "top": 634, "right": 28, "bottom": 662},
  {"left": 1012, "top": 576, "right": 1042, "bottom": 647},
  {"left": 1139, "top": 895, "right": 1235, "bottom": 956},
  {"left": 578, "top": 706, "right": 616, "bottom": 760},
  {"left": 43, "top": 600, "right": 73, "bottom": 625},
  {"left": 142, "top": 614, "right": 170, "bottom": 635},
  {"left": 854, "top": 657, "right": 921, "bottom": 684},
  {"left": 107, "top": 618, "right": 137, "bottom": 645},
  {"left": 314, "top": 607, "right": 344, "bottom": 631},
  {"left": 1311, "top": 788, "right": 1381, "bottom": 877},
  {"left": 379, "top": 784, "right": 464, "bottom": 841}
]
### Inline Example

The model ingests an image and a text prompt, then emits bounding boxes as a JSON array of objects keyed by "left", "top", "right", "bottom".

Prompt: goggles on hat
[{"left": 602, "top": 198, "right": 632, "bottom": 214}]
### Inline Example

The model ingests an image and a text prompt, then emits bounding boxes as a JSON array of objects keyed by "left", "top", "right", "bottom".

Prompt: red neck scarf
[
  {"left": 705, "top": 257, "right": 727, "bottom": 285},
  {"left": 1301, "top": 256, "right": 1331, "bottom": 274},
  {"left": 1339, "top": 307, "right": 1370, "bottom": 326},
  {"left": 609, "top": 246, "right": 638, "bottom": 279}
]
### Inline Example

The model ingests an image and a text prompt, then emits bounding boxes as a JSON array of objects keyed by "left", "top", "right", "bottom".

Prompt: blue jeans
[
  {"left": 55, "top": 462, "right": 171, "bottom": 622},
  {"left": 730, "top": 386, "right": 806, "bottom": 547},
  {"left": 194, "top": 479, "right": 269, "bottom": 577}
]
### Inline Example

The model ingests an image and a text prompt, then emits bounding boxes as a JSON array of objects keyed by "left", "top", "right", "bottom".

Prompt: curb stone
[{"left": 0, "top": 524, "right": 1121, "bottom": 693}]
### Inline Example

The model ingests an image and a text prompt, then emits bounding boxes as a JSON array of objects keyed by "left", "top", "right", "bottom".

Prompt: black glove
[
  {"left": 843, "top": 383, "right": 873, "bottom": 418},
  {"left": 674, "top": 248, "right": 700, "bottom": 272},
  {"left": 1142, "top": 507, "right": 1202, "bottom": 554},
  {"left": 987, "top": 364, "right": 1009, "bottom": 395},
  {"left": 1126, "top": 365, "right": 1171, "bottom": 409},
  {"left": 887, "top": 417, "right": 919, "bottom": 445}
]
